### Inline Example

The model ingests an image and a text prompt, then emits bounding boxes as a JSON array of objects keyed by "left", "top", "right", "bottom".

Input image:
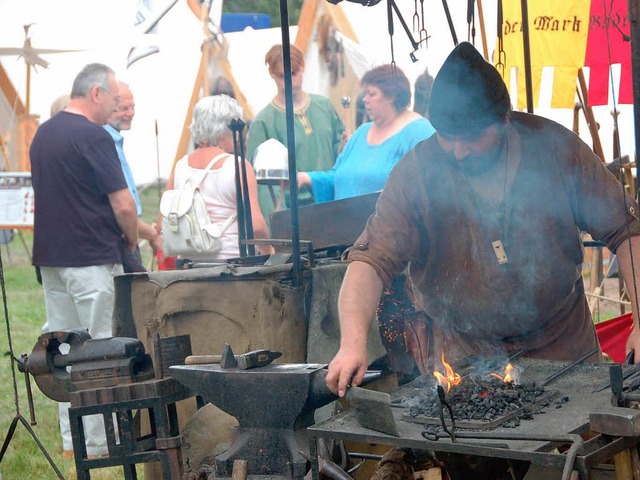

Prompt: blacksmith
[{"left": 326, "top": 42, "right": 640, "bottom": 398}]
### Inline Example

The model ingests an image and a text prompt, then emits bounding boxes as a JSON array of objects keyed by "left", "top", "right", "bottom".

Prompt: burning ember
[
  {"left": 433, "top": 352, "right": 462, "bottom": 392},
  {"left": 491, "top": 363, "right": 515, "bottom": 383},
  {"left": 407, "top": 377, "right": 555, "bottom": 428}
]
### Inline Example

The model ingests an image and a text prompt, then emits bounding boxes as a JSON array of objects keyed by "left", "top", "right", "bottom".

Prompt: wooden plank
[
  {"left": 295, "top": 0, "right": 320, "bottom": 53},
  {"left": 0, "top": 63, "right": 26, "bottom": 117}
]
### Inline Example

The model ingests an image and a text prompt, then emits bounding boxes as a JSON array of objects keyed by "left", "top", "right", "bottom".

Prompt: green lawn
[{"left": 0, "top": 187, "right": 161, "bottom": 479}]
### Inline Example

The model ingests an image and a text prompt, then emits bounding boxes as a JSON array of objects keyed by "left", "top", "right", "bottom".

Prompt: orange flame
[
  {"left": 490, "top": 363, "right": 514, "bottom": 383},
  {"left": 433, "top": 351, "right": 462, "bottom": 392}
]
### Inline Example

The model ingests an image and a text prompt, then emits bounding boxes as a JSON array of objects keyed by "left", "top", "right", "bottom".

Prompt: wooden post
[
  {"left": 576, "top": 69, "right": 607, "bottom": 314},
  {"left": 476, "top": 0, "right": 489, "bottom": 60},
  {"left": 232, "top": 459, "right": 248, "bottom": 480},
  {"left": 16, "top": 114, "right": 38, "bottom": 172},
  {"left": 0, "top": 130, "right": 14, "bottom": 171}
]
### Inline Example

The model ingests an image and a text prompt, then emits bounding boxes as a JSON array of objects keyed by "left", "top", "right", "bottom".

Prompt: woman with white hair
[{"left": 160, "top": 94, "right": 272, "bottom": 260}]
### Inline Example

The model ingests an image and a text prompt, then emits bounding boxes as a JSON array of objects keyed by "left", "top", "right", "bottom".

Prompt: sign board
[{"left": 0, "top": 172, "right": 34, "bottom": 227}]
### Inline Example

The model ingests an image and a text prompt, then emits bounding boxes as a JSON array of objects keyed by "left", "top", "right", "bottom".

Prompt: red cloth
[
  {"left": 595, "top": 313, "right": 633, "bottom": 363},
  {"left": 156, "top": 250, "right": 177, "bottom": 270},
  {"left": 584, "top": 0, "right": 632, "bottom": 105}
]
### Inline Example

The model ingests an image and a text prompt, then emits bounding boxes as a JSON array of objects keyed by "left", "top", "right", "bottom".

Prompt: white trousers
[{"left": 40, "top": 264, "right": 123, "bottom": 455}]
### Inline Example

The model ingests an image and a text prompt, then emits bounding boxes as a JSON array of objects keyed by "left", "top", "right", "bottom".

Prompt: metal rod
[
  {"left": 440, "top": 0, "right": 458, "bottom": 45},
  {"left": 278, "top": 0, "right": 302, "bottom": 287},
  {"left": 540, "top": 347, "right": 599, "bottom": 387},
  {"left": 23, "top": 369, "right": 36, "bottom": 426},
  {"left": 235, "top": 120, "right": 255, "bottom": 256},
  {"left": 444, "top": 431, "right": 583, "bottom": 480},
  {"left": 390, "top": 0, "right": 420, "bottom": 52},
  {"left": 231, "top": 125, "right": 248, "bottom": 257},
  {"left": 520, "top": 0, "right": 534, "bottom": 112}
]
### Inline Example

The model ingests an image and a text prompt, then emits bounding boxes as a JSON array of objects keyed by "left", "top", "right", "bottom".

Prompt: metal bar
[
  {"left": 520, "top": 0, "right": 534, "bottom": 113},
  {"left": 440, "top": 0, "right": 458, "bottom": 45},
  {"left": 593, "top": 362, "right": 640, "bottom": 393},
  {"left": 231, "top": 126, "right": 248, "bottom": 258},
  {"left": 236, "top": 121, "right": 255, "bottom": 256},
  {"left": 278, "top": 0, "right": 302, "bottom": 287},
  {"left": 540, "top": 347, "right": 599, "bottom": 387},
  {"left": 446, "top": 431, "right": 583, "bottom": 480},
  {"left": 390, "top": 0, "right": 420, "bottom": 52}
]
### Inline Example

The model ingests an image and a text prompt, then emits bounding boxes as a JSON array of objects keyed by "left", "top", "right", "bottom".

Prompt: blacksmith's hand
[
  {"left": 626, "top": 325, "right": 640, "bottom": 364},
  {"left": 326, "top": 346, "right": 367, "bottom": 398}
]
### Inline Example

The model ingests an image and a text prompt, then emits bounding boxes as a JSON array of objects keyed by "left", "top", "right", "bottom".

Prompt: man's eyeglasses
[
  {"left": 99, "top": 87, "right": 121, "bottom": 103},
  {"left": 116, "top": 103, "right": 135, "bottom": 113}
]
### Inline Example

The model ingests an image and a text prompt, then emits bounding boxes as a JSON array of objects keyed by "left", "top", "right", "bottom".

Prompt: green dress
[{"left": 246, "top": 93, "right": 345, "bottom": 227}]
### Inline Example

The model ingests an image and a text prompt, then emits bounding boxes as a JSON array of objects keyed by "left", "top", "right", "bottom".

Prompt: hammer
[{"left": 184, "top": 349, "right": 282, "bottom": 369}]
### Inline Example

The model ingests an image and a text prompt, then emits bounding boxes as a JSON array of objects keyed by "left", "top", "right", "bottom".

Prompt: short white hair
[{"left": 189, "top": 95, "right": 243, "bottom": 147}]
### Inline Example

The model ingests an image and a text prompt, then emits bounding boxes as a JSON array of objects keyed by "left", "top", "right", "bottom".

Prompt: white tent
[
  {"left": 0, "top": 0, "right": 211, "bottom": 184},
  {"left": 0, "top": 0, "right": 635, "bottom": 184}
]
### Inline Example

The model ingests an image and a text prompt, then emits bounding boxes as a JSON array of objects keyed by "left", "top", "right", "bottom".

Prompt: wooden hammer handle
[{"left": 184, "top": 355, "right": 222, "bottom": 365}]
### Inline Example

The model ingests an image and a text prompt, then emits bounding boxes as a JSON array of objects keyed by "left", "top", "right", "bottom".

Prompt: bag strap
[
  {"left": 186, "top": 153, "right": 231, "bottom": 188},
  {"left": 219, "top": 213, "right": 237, "bottom": 233}
]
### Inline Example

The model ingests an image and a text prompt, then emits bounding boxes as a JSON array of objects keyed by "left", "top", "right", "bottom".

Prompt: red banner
[{"left": 584, "top": 0, "right": 632, "bottom": 105}]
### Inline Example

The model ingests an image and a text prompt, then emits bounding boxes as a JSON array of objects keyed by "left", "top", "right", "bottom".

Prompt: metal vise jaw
[{"left": 19, "top": 329, "right": 155, "bottom": 402}]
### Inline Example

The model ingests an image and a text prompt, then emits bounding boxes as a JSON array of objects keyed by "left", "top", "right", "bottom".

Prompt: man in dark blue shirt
[{"left": 30, "top": 62, "right": 138, "bottom": 458}]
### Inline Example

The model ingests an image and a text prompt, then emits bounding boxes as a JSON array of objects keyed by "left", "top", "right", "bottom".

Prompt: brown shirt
[{"left": 348, "top": 112, "right": 640, "bottom": 362}]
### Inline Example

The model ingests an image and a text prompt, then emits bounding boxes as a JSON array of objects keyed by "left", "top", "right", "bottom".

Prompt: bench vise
[{"left": 18, "top": 329, "right": 155, "bottom": 402}]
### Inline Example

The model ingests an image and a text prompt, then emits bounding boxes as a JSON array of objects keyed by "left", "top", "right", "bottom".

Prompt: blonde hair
[{"left": 50, "top": 94, "right": 71, "bottom": 117}]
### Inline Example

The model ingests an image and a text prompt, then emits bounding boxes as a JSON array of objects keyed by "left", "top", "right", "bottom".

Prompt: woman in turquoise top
[{"left": 298, "top": 64, "right": 435, "bottom": 203}]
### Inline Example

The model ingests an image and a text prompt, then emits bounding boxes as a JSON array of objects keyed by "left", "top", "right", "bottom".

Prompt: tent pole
[{"left": 520, "top": 0, "right": 534, "bottom": 113}]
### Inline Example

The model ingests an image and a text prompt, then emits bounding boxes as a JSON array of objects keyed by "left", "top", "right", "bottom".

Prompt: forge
[
  {"left": 309, "top": 358, "right": 640, "bottom": 480},
  {"left": 401, "top": 376, "right": 562, "bottom": 430}
]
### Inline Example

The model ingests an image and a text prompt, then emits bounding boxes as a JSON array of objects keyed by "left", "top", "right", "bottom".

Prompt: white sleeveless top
[{"left": 173, "top": 154, "right": 239, "bottom": 260}]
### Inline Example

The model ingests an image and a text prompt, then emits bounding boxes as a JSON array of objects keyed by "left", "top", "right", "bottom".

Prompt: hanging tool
[
  {"left": 495, "top": 0, "right": 507, "bottom": 77},
  {"left": 389, "top": 0, "right": 420, "bottom": 62},
  {"left": 441, "top": 0, "right": 458, "bottom": 45},
  {"left": 418, "top": 0, "right": 428, "bottom": 47},
  {"left": 386, "top": 0, "right": 396, "bottom": 70},
  {"left": 413, "top": 0, "right": 420, "bottom": 33},
  {"left": 467, "top": 0, "right": 476, "bottom": 44}
]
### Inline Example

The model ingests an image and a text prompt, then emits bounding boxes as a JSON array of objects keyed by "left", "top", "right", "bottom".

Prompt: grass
[{"left": 0, "top": 187, "right": 162, "bottom": 480}]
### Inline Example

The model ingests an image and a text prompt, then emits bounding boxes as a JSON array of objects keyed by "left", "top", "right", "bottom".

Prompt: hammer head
[{"left": 237, "top": 349, "right": 282, "bottom": 370}]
